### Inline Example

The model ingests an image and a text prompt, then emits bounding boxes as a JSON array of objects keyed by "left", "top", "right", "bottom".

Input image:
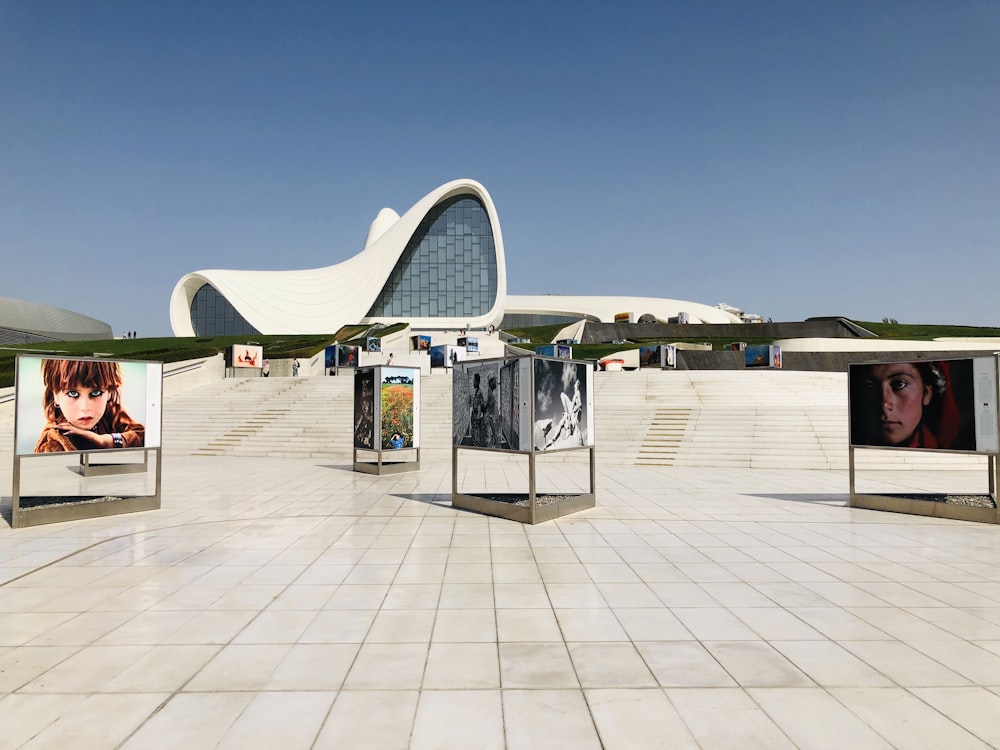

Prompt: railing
[{"left": 163, "top": 359, "right": 210, "bottom": 378}]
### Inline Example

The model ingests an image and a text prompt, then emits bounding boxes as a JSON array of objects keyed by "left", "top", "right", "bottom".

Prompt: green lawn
[{"left": 5, "top": 319, "right": 998, "bottom": 389}]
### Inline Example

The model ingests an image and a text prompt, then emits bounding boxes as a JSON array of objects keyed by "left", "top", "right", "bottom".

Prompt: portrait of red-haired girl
[{"left": 34, "top": 358, "right": 145, "bottom": 452}]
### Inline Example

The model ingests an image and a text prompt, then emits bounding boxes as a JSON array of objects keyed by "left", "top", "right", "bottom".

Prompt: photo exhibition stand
[
  {"left": 352, "top": 365, "right": 421, "bottom": 476},
  {"left": 11, "top": 448, "right": 163, "bottom": 529},
  {"left": 9, "top": 354, "right": 165, "bottom": 529},
  {"left": 849, "top": 353, "right": 1000, "bottom": 525},
  {"left": 450, "top": 354, "right": 596, "bottom": 525}
]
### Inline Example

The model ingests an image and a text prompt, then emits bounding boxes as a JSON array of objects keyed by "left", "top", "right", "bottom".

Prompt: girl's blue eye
[
  {"left": 66, "top": 389, "right": 80, "bottom": 398},
  {"left": 89, "top": 389, "right": 104, "bottom": 398}
]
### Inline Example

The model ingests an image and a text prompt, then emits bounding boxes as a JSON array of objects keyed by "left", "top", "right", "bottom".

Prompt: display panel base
[
  {"left": 850, "top": 492, "right": 998, "bottom": 525},
  {"left": 11, "top": 448, "right": 163, "bottom": 529},
  {"left": 13, "top": 494, "right": 160, "bottom": 529},
  {"left": 849, "top": 448, "right": 998, "bottom": 525},
  {"left": 452, "top": 491, "right": 595, "bottom": 524},
  {"left": 452, "top": 445, "right": 597, "bottom": 525},
  {"left": 353, "top": 448, "right": 420, "bottom": 475}
]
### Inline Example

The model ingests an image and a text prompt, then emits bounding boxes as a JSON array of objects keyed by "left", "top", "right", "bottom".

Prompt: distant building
[
  {"left": 169, "top": 179, "right": 744, "bottom": 336},
  {"left": 0, "top": 296, "right": 113, "bottom": 344},
  {"left": 717, "top": 302, "right": 764, "bottom": 324}
]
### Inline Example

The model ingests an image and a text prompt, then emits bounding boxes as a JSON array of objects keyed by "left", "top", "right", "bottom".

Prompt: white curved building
[
  {"left": 503, "top": 295, "right": 740, "bottom": 326},
  {"left": 169, "top": 179, "right": 741, "bottom": 336},
  {"left": 0, "top": 296, "right": 114, "bottom": 344}
]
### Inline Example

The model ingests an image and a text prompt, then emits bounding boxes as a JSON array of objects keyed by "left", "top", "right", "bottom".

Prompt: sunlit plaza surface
[{"left": 2, "top": 454, "right": 1000, "bottom": 749}]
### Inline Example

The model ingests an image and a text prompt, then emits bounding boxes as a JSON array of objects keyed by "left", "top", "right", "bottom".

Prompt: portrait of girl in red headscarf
[{"left": 851, "top": 359, "right": 974, "bottom": 450}]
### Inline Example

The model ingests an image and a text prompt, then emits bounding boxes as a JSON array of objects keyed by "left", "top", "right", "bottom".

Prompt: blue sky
[{"left": 2, "top": 1, "right": 998, "bottom": 337}]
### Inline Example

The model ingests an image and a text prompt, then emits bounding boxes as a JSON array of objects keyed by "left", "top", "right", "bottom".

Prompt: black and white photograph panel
[
  {"left": 533, "top": 359, "right": 591, "bottom": 451},
  {"left": 453, "top": 360, "right": 506, "bottom": 449}
]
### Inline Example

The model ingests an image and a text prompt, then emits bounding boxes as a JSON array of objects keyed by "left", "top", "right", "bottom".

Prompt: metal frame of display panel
[
  {"left": 451, "top": 354, "right": 596, "bottom": 524},
  {"left": 353, "top": 446, "right": 421, "bottom": 475},
  {"left": 12, "top": 448, "right": 162, "bottom": 529},
  {"left": 452, "top": 444, "right": 596, "bottom": 524},
  {"left": 850, "top": 448, "right": 998, "bottom": 524},
  {"left": 848, "top": 353, "right": 1000, "bottom": 524},
  {"left": 79, "top": 450, "right": 150, "bottom": 477}
]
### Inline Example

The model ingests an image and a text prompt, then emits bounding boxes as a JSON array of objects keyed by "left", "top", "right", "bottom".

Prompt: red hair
[{"left": 41, "top": 359, "right": 123, "bottom": 423}]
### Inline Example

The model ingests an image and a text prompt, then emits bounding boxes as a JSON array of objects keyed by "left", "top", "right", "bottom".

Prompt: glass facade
[
  {"left": 365, "top": 196, "right": 498, "bottom": 319},
  {"left": 189, "top": 284, "right": 261, "bottom": 337}
]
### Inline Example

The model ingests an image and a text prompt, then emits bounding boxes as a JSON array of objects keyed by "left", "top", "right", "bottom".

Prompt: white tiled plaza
[{"left": 2, "top": 369, "right": 1000, "bottom": 748}]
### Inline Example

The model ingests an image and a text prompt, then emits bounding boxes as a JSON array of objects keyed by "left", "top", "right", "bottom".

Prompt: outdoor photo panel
[
  {"left": 353, "top": 367, "right": 377, "bottom": 449},
  {"left": 848, "top": 357, "right": 999, "bottom": 454},
  {"left": 337, "top": 345, "right": 359, "bottom": 369},
  {"left": 231, "top": 344, "right": 263, "bottom": 369},
  {"left": 453, "top": 359, "right": 505, "bottom": 449},
  {"left": 380, "top": 366, "right": 419, "bottom": 450},
  {"left": 533, "top": 358, "right": 593, "bottom": 451},
  {"left": 745, "top": 344, "right": 780, "bottom": 368},
  {"left": 499, "top": 357, "right": 532, "bottom": 451},
  {"left": 661, "top": 344, "right": 677, "bottom": 368},
  {"left": 639, "top": 346, "right": 659, "bottom": 368},
  {"left": 15, "top": 355, "right": 162, "bottom": 456}
]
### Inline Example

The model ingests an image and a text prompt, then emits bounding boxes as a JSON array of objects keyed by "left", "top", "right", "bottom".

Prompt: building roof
[{"left": 0, "top": 296, "right": 113, "bottom": 343}]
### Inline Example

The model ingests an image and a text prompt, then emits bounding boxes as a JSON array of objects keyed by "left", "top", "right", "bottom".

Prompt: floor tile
[
  {"left": 17, "top": 693, "right": 168, "bottom": 750},
  {"left": 343, "top": 642, "right": 428, "bottom": 689},
  {"left": 499, "top": 642, "right": 579, "bottom": 688},
  {"left": 702, "top": 640, "right": 814, "bottom": 687},
  {"left": 830, "top": 687, "right": 991, "bottom": 749},
  {"left": 568, "top": 642, "right": 657, "bottom": 688},
  {"left": 216, "top": 691, "right": 335, "bottom": 750},
  {"left": 909, "top": 687, "right": 1000, "bottom": 747},
  {"left": 666, "top": 687, "right": 796, "bottom": 749},
  {"left": 410, "top": 690, "right": 504, "bottom": 750},
  {"left": 636, "top": 641, "right": 738, "bottom": 688},
  {"left": 504, "top": 689, "right": 603, "bottom": 749},
  {"left": 555, "top": 608, "right": 628, "bottom": 641},
  {"left": 749, "top": 687, "right": 894, "bottom": 750},
  {"left": 313, "top": 691, "right": 418, "bottom": 749},
  {"left": 586, "top": 688, "right": 700, "bottom": 749},
  {"left": 422, "top": 642, "right": 500, "bottom": 688},
  {"left": 119, "top": 692, "right": 253, "bottom": 750}
]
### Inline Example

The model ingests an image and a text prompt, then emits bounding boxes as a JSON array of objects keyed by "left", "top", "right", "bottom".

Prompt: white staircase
[{"left": 161, "top": 372, "right": 458, "bottom": 460}]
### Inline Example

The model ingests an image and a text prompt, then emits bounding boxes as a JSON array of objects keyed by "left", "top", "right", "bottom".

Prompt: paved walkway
[{"left": 2, "top": 456, "right": 1000, "bottom": 749}]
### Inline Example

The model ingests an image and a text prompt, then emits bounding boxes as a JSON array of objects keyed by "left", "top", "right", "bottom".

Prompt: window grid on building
[
  {"left": 189, "top": 284, "right": 261, "bottom": 337},
  {"left": 365, "top": 196, "right": 498, "bottom": 319}
]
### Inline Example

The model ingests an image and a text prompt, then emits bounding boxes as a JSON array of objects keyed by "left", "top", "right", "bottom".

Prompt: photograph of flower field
[{"left": 380, "top": 367, "right": 415, "bottom": 449}]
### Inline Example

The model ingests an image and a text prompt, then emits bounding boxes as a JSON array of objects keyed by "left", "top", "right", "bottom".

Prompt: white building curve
[{"left": 169, "top": 179, "right": 741, "bottom": 337}]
